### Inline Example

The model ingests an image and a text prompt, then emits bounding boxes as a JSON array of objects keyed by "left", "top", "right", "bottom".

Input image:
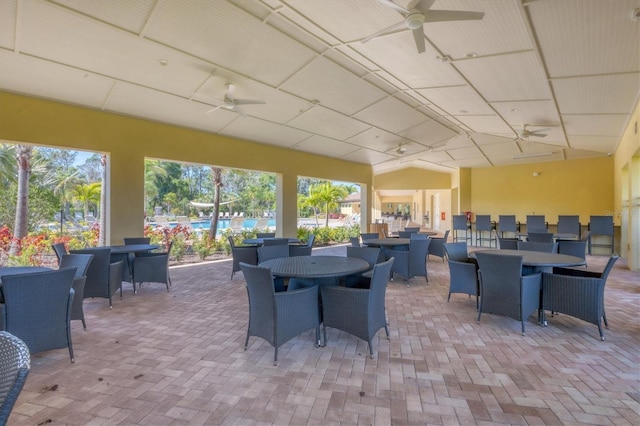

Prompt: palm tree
[
  {"left": 98, "top": 154, "right": 107, "bottom": 246},
  {"left": 9, "top": 145, "right": 33, "bottom": 255},
  {"left": 208, "top": 167, "right": 223, "bottom": 240},
  {"left": 73, "top": 182, "right": 101, "bottom": 219},
  {"left": 144, "top": 159, "right": 168, "bottom": 215},
  {"left": 310, "top": 182, "right": 347, "bottom": 227}
]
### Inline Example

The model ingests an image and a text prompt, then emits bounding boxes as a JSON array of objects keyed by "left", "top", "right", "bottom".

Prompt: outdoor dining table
[
  {"left": 470, "top": 249, "right": 585, "bottom": 273},
  {"left": 71, "top": 244, "right": 159, "bottom": 282},
  {"left": 259, "top": 255, "right": 369, "bottom": 279},
  {"left": 242, "top": 238, "right": 301, "bottom": 246},
  {"left": 516, "top": 233, "right": 578, "bottom": 241}
]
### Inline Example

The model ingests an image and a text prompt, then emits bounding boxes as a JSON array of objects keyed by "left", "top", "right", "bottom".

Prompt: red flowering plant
[{"left": 0, "top": 226, "right": 12, "bottom": 252}]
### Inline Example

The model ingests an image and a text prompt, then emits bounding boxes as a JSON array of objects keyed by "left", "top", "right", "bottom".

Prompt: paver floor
[{"left": 8, "top": 245, "right": 640, "bottom": 425}]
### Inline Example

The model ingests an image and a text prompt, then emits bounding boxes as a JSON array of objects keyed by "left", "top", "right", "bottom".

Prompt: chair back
[
  {"left": 289, "top": 246, "right": 312, "bottom": 257},
  {"left": 498, "top": 215, "right": 517, "bottom": 233},
  {"left": 518, "top": 241, "right": 557, "bottom": 253},
  {"left": 600, "top": 255, "right": 619, "bottom": 282},
  {"left": 526, "top": 215, "right": 547, "bottom": 232},
  {"left": 497, "top": 236, "right": 519, "bottom": 250},
  {"left": 241, "top": 264, "right": 277, "bottom": 330},
  {"left": 227, "top": 235, "right": 237, "bottom": 249},
  {"left": 70, "top": 248, "right": 122, "bottom": 302},
  {"left": 475, "top": 252, "right": 523, "bottom": 320},
  {"left": 410, "top": 233, "right": 427, "bottom": 240},
  {"left": 398, "top": 231, "right": 414, "bottom": 238},
  {"left": 349, "top": 236, "right": 361, "bottom": 247},
  {"left": 258, "top": 244, "right": 289, "bottom": 263},
  {"left": 360, "top": 233, "right": 379, "bottom": 241},
  {"left": 123, "top": 237, "right": 150, "bottom": 245},
  {"left": 51, "top": 243, "right": 68, "bottom": 262},
  {"left": 346, "top": 247, "right": 380, "bottom": 269},
  {"left": 306, "top": 234, "right": 315, "bottom": 247},
  {"left": 557, "top": 215, "right": 581, "bottom": 236},
  {"left": 452, "top": 215, "right": 468, "bottom": 231},
  {"left": 557, "top": 239, "right": 587, "bottom": 261},
  {"left": 1, "top": 268, "right": 76, "bottom": 358},
  {"left": 368, "top": 258, "right": 394, "bottom": 308},
  {"left": 256, "top": 232, "right": 275, "bottom": 239},
  {"left": 59, "top": 254, "right": 94, "bottom": 278},
  {"left": 408, "top": 238, "right": 429, "bottom": 276},
  {"left": 403, "top": 227, "right": 420, "bottom": 232},
  {"left": 0, "top": 332, "right": 30, "bottom": 424},
  {"left": 443, "top": 242, "right": 468, "bottom": 262},
  {"left": 262, "top": 238, "right": 290, "bottom": 246},
  {"left": 527, "top": 232, "right": 554, "bottom": 243},
  {"left": 475, "top": 215, "right": 493, "bottom": 231}
]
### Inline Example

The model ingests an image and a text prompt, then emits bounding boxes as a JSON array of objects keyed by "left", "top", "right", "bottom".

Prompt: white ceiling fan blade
[
  {"left": 206, "top": 105, "right": 225, "bottom": 114},
  {"left": 378, "top": 0, "right": 410, "bottom": 15},
  {"left": 412, "top": 0, "right": 436, "bottom": 14},
  {"left": 412, "top": 28, "right": 426, "bottom": 53},
  {"left": 233, "top": 106, "right": 247, "bottom": 117},
  {"left": 423, "top": 10, "right": 485, "bottom": 23},
  {"left": 232, "top": 99, "right": 266, "bottom": 106},
  {"left": 362, "top": 21, "right": 407, "bottom": 43}
]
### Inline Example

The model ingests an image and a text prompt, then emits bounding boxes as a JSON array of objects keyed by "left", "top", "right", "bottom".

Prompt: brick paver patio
[{"left": 7, "top": 244, "right": 640, "bottom": 425}]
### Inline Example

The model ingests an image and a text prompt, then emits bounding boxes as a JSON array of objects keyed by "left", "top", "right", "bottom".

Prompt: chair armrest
[{"left": 551, "top": 267, "right": 601, "bottom": 278}]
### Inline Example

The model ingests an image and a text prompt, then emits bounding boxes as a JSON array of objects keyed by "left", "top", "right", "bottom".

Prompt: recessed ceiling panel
[
  {"left": 280, "top": 57, "right": 385, "bottom": 115},
  {"left": 353, "top": 97, "right": 427, "bottom": 134},
  {"left": 0, "top": 0, "right": 17, "bottom": 50},
  {"left": 529, "top": 0, "right": 640, "bottom": 77},
  {"left": 553, "top": 74, "right": 640, "bottom": 114},
  {"left": 455, "top": 115, "right": 513, "bottom": 135},
  {"left": 51, "top": 0, "right": 156, "bottom": 33},
  {"left": 399, "top": 119, "right": 458, "bottom": 147},
  {"left": 0, "top": 51, "right": 115, "bottom": 109},
  {"left": 293, "top": 135, "right": 360, "bottom": 157},
  {"left": 221, "top": 117, "right": 311, "bottom": 149},
  {"left": 145, "top": 0, "right": 315, "bottom": 87},
  {"left": 342, "top": 148, "right": 396, "bottom": 165},
  {"left": 491, "top": 100, "right": 561, "bottom": 128},
  {"left": 566, "top": 135, "right": 620, "bottom": 154},
  {"left": 562, "top": 114, "right": 629, "bottom": 137},
  {"left": 417, "top": 85, "right": 495, "bottom": 116},
  {"left": 18, "top": 1, "right": 213, "bottom": 98},
  {"left": 105, "top": 82, "right": 235, "bottom": 133},
  {"left": 425, "top": 0, "right": 531, "bottom": 58},
  {"left": 455, "top": 51, "right": 552, "bottom": 101},
  {"left": 287, "top": 106, "right": 371, "bottom": 140}
]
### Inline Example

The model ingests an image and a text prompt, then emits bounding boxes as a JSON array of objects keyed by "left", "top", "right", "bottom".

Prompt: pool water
[{"left": 154, "top": 218, "right": 276, "bottom": 235}]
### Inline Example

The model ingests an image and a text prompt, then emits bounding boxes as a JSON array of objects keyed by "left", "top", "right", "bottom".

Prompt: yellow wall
[
  {"left": 373, "top": 167, "right": 451, "bottom": 189},
  {"left": 470, "top": 157, "right": 613, "bottom": 224},
  {"left": 0, "top": 92, "right": 373, "bottom": 242}
]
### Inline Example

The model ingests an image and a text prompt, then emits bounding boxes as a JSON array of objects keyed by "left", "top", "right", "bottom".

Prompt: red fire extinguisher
[{"left": 441, "top": 212, "right": 446, "bottom": 221}]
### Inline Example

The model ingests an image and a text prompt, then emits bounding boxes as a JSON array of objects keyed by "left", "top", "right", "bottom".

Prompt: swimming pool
[{"left": 151, "top": 218, "right": 276, "bottom": 235}]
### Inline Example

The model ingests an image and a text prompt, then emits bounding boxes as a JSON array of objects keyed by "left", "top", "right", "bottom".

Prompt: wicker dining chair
[
  {"left": 0, "top": 332, "right": 30, "bottom": 424},
  {"left": 59, "top": 253, "right": 94, "bottom": 329}
]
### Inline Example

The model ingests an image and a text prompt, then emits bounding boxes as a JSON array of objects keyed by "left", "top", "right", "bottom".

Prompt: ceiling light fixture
[
  {"left": 512, "top": 152, "right": 554, "bottom": 160},
  {"left": 158, "top": 59, "right": 168, "bottom": 66},
  {"left": 436, "top": 55, "right": 452, "bottom": 63}
]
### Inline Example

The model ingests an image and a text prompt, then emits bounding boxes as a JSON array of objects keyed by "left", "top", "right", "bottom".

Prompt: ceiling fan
[
  {"left": 514, "top": 124, "right": 549, "bottom": 141},
  {"left": 396, "top": 144, "right": 408, "bottom": 154},
  {"left": 206, "top": 83, "right": 265, "bottom": 117},
  {"left": 362, "top": 0, "right": 485, "bottom": 53}
]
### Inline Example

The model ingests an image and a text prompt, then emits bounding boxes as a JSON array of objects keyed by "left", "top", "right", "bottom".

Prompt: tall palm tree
[
  {"left": 208, "top": 167, "right": 223, "bottom": 240},
  {"left": 9, "top": 145, "right": 33, "bottom": 255},
  {"left": 98, "top": 154, "right": 107, "bottom": 246},
  {"left": 310, "top": 182, "right": 347, "bottom": 227},
  {"left": 144, "top": 159, "right": 168, "bottom": 215}
]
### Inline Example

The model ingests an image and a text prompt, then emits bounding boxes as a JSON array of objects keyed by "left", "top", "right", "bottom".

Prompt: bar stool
[
  {"left": 452, "top": 215, "right": 471, "bottom": 245},
  {"left": 588, "top": 216, "right": 614, "bottom": 254},
  {"left": 475, "top": 215, "right": 496, "bottom": 247},
  {"left": 498, "top": 215, "right": 519, "bottom": 237}
]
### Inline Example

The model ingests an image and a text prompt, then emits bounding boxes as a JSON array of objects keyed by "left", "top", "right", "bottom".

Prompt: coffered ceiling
[{"left": 1, "top": 0, "right": 638, "bottom": 174}]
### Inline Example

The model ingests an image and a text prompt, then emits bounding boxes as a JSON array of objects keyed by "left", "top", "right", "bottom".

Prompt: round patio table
[
  {"left": 107, "top": 244, "right": 159, "bottom": 254},
  {"left": 243, "top": 238, "right": 300, "bottom": 246},
  {"left": 470, "top": 249, "right": 585, "bottom": 272},
  {"left": 259, "top": 255, "right": 369, "bottom": 279}
]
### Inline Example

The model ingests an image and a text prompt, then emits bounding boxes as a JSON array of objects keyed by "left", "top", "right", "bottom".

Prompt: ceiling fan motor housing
[{"left": 406, "top": 13, "right": 425, "bottom": 29}]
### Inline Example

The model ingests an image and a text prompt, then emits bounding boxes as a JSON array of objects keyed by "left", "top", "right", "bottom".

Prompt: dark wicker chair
[
  {"left": 443, "top": 242, "right": 479, "bottom": 308},
  {"left": 59, "top": 253, "right": 94, "bottom": 329},
  {"left": 542, "top": 255, "right": 619, "bottom": 340},
  {"left": 289, "top": 234, "right": 314, "bottom": 256},
  {"left": 349, "top": 236, "right": 361, "bottom": 247},
  {"left": 132, "top": 241, "right": 173, "bottom": 293},
  {"left": 123, "top": 237, "right": 151, "bottom": 245},
  {"left": 51, "top": 242, "right": 68, "bottom": 262},
  {"left": 497, "top": 236, "right": 519, "bottom": 250},
  {"left": 0, "top": 332, "right": 30, "bottom": 424},
  {"left": 557, "top": 215, "right": 581, "bottom": 238},
  {"left": 70, "top": 248, "right": 124, "bottom": 308},
  {"left": 343, "top": 246, "right": 381, "bottom": 288},
  {"left": 498, "top": 215, "right": 519, "bottom": 237},
  {"left": 557, "top": 231, "right": 589, "bottom": 266},
  {"left": 527, "top": 232, "right": 554, "bottom": 243},
  {"left": 517, "top": 241, "right": 557, "bottom": 253},
  {"left": 0, "top": 268, "right": 77, "bottom": 361},
  {"left": 428, "top": 230, "right": 449, "bottom": 262},
  {"left": 321, "top": 257, "right": 394, "bottom": 358},
  {"left": 387, "top": 238, "right": 430, "bottom": 283},
  {"left": 262, "top": 238, "right": 291, "bottom": 246},
  {"left": 240, "top": 263, "right": 320, "bottom": 366},
  {"left": 228, "top": 236, "right": 258, "bottom": 279},
  {"left": 255, "top": 232, "right": 275, "bottom": 239},
  {"left": 526, "top": 215, "right": 547, "bottom": 233},
  {"left": 257, "top": 245, "right": 289, "bottom": 292},
  {"left": 475, "top": 215, "right": 496, "bottom": 247},
  {"left": 475, "top": 251, "right": 542, "bottom": 335}
]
